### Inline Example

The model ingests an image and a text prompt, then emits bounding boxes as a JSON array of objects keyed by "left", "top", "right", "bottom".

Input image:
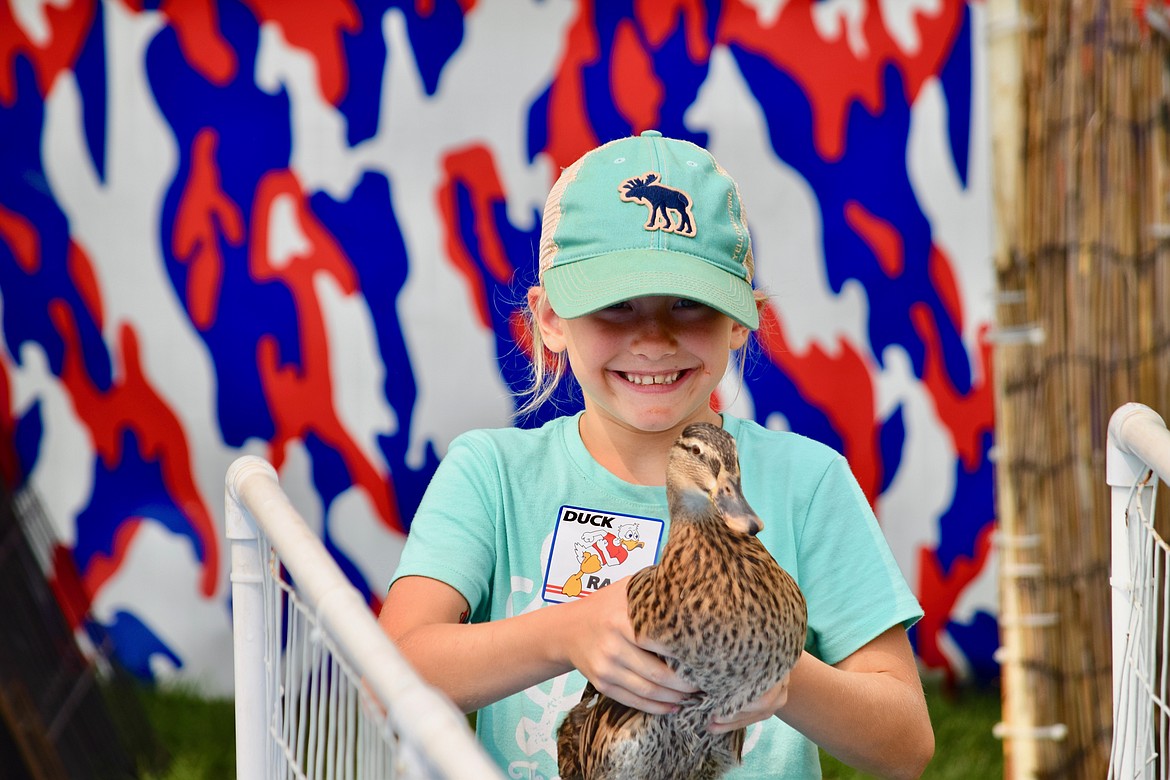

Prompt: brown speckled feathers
[{"left": 557, "top": 423, "right": 807, "bottom": 780}]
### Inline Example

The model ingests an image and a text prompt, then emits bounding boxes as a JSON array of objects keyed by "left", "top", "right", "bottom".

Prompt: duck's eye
[{"left": 691, "top": 445, "right": 702, "bottom": 456}]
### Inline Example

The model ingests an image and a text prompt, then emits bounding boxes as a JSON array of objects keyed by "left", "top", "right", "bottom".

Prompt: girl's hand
[
  {"left": 708, "top": 670, "right": 793, "bottom": 733},
  {"left": 560, "top": 576, "right": 699, "bottom": 714}
]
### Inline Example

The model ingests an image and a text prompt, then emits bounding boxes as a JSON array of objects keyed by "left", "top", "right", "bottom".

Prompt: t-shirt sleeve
[
  {"left": 388, "top": 433, "right": 500, "bottom": 619},
  {"left": 797, "top": 455, "right": 924, "bottom": 666}
]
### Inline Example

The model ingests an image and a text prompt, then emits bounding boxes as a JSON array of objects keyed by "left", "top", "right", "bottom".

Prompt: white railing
[
  {"left": 226, "top": 455, "right": 503, "bottom": 779},
  {"left": 1109, "top": 403, "right": 1170, "bottom": 780}
]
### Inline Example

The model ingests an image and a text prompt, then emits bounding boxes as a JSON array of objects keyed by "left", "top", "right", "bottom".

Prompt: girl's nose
[{"left": 630, "top": 316, "right": 678, "bottom": 359}]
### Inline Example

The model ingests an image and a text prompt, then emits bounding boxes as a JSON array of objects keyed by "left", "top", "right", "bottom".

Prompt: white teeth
[{"left": 622, "top": 372, "right": 681, "bottom": 386}]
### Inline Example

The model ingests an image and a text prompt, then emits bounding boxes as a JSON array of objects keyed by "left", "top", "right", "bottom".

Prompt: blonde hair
[{"left": 513, "top": 286, "right": 569, "bottom": 420}]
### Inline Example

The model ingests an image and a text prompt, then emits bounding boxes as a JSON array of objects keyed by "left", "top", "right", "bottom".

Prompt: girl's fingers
[
  {"left": 632, "top": 636, "right": 701, "bottom": 695},
  {"left": 707, "top": 675, "right": 791, "bottom": 732},
  {"left": 625, "top": 648, "right": 701, "bottom": 699},
  {"left": 598, "top": 672, "right": 687, "bottom": 713},
  {"left": 626, "top": 696, "right": 679, "bottom": 716},
  {"left": 590, "top": 651, "right": 699, "bottom": 712},
  {"left": 708, "top": 703, "right": 772, "bottom": 733},
  {"left": 633, "top": 633, "right": 675, "bottom": 658},
  {"left": 612, "top": 687, "right": 682, "bottom": 715}
]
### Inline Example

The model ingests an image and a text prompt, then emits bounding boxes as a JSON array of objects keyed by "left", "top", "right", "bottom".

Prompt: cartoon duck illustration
[{"left": 561, "top": 523, "right": 645, "bottom": 598}]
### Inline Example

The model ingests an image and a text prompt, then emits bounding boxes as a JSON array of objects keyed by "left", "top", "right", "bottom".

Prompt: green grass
[
  {"left": 136, "top": 685, "right": 235, "bottom": 780},
  {"left": 136, "top": 678, "right": 1002, "bottom": 779}
]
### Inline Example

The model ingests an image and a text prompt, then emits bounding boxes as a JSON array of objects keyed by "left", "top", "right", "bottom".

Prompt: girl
[{"left": 379, "top": 131, "right": 934, "bottom": 779}]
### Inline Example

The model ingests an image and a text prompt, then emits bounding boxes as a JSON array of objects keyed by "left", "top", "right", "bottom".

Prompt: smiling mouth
[{"left": 619, "top": 371, "right": 683, "bottom": 386}]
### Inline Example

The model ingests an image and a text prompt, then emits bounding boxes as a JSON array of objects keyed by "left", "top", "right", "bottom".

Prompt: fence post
[
  {"left": 224, "top": 454, "right": 505, "bottom": 779},
  {"left": 1107, "top": 402, "right": 1170, "bottom": 779},
  {"left": 226, "top": 456, "right": 277, "bottom": 780}
]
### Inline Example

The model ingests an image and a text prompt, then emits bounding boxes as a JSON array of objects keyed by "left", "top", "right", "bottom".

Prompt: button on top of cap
[{"left": 640, "top": 130, "right": 663, "bottom": 137}]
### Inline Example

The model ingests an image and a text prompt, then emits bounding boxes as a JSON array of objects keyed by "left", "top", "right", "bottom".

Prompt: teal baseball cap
[{"left": 538, "top": 130, "right": 759, "bottom": 330}]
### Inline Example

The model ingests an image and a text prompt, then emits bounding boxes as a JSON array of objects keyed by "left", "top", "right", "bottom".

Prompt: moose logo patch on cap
[{"left": 619, "top": 172, "right": 697, "bottom": 237}]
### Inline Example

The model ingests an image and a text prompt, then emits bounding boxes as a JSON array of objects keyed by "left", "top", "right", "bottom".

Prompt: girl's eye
[{"left": 674, "top": 299, "right": 715, "bottom": 315}]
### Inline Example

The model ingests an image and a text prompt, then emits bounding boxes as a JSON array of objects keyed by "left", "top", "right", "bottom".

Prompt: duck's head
[{"left": 667, "top": 423, "right": 763, "bottom": 536}]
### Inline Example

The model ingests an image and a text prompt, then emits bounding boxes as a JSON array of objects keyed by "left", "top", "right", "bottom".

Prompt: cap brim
[{"left": 543, "top": 250, "right": 759, "bottom": 330}]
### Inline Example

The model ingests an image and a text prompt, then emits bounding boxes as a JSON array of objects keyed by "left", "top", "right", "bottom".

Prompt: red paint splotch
[
  {"left": 248, "top": 170, "right": 403, "bottom": 534},
  {"left": 49, "top": 301, "right": 218, "bottom": 598},
  {"left": 911, "top": 302, "right": 993, "bottom": 472},
  {"left": 544, "top": 0, "right": 709, "bottom": 169},
  {"left": 0, "top": 0, "right": 94, "bottom": 106},
  {"left": 916, "top": 522, "right": 993, "bottom": 682},
  {"left": 415, "top": 0, "right": 476, "bottom": 17},
  {"left": 147, "top": 0, "right": 237, "bottom": 86},
  {"left": 48, "top": 542, "right": 93, "bottom": 631},
  {"left": 437, "top": 144, "right": 514, "bottom": 329},
  {"left": 543, "top": 0, "right": 603, "bottom": 170},
  {"left": 928, "top": 244, "right": 964, "bottom": 331},
  {"left": 717, "top": 0, "right": 965, "bottom": 162},
  {"left": 756, "top": 303, "right": 883, "bottom": 506},
  {"left": 633, "top": 0, "right": 710, "bottom": 62},
  {"left": 845, "top": 200, "right": 903, "bottom": 278},
  {"left": 173, "top": 128, "right": 245, "bottom": 330},
  {"left": 242, "top": 0, "right": 361, "bottom": 105},
  {"left": 0, "top": 361, "right": 20, "bottom": 491},
  {"left": 610, "top": 19, "right": 663, "bottom": 133},
  {"left": 67, "top": 241, "right": 104, "bottom": 329},
  {"left": 0, "top": 201, "right": 41, "bottom": 274}
]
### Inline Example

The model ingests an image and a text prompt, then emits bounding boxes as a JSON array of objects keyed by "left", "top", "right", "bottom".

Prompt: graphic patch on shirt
[{"left": 542, "top": 506, "right": 664, "bottom": 603}]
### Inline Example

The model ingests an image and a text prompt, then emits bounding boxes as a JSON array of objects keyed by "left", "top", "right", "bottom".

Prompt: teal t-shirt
[{"left": 391, "top": 413, "right": 922, "bottom": 780}]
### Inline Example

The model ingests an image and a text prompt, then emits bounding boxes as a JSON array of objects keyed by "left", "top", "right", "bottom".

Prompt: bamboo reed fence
[{"left": 990, "top": 1, "right": 1170, "bottom": 777}]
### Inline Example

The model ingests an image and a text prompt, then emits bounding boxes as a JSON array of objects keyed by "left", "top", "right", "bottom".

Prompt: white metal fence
[
  {"left": 1109, "top": 403, "right": 1170, "bottom": 780},
  {"left": 226, "top": 455, "right": 503, "bottom": 779}
]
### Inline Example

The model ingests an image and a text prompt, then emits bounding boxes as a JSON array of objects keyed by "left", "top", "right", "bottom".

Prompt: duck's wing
[
  {"left": 556, "top": 681, "right": 594, "bottom": 780},
  {"left": 557, "top": 682, "right": 649, "bottom": 780}
]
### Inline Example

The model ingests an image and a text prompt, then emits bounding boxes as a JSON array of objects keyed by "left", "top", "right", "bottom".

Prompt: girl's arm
[
  {"left": 782, "top": 627, "right": 933, "bottom": 778},
  {"left": 378, "top": 574, "right": 698, "bottom": 714},
  {"left": 712, "top": 626, "right": 934, "bottom": 780}
]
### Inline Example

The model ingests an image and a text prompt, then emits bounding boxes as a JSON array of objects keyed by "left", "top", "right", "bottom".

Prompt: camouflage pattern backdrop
[{"left": 0, "top": 0, "right": 996, "bottom": 694}]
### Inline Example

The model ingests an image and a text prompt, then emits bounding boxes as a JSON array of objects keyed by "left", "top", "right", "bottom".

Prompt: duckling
[{"left": 557, "top": 423, "right": 807, "bottom": 780}]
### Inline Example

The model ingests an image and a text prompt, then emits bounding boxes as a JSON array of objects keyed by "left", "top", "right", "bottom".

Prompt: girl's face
[{"left": 532, "top": 292, "right": 750, "bottom": 438}]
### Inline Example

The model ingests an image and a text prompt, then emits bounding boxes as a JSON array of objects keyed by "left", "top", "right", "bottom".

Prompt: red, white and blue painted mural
[{"left": 0, "top": 0, "right": 997, "bottom": 694}]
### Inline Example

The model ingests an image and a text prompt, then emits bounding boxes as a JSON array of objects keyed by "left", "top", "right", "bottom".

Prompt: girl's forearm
[
  {"left": 382, "top": 574, "right": 695, "bottom": 716},
  {"left": 778, "top": 651, "right": 934, "bottom": 779},
  {"left": 392, "top": 606, "right": 576, "bottom": 713}
]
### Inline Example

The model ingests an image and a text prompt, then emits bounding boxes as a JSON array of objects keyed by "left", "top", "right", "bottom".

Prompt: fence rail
[
  {"left": 226, "top": 455, "right": 502, "bottom": 779},
  {"left": 1108, "top": 403, "right": 1170, "bottom": 780}
]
